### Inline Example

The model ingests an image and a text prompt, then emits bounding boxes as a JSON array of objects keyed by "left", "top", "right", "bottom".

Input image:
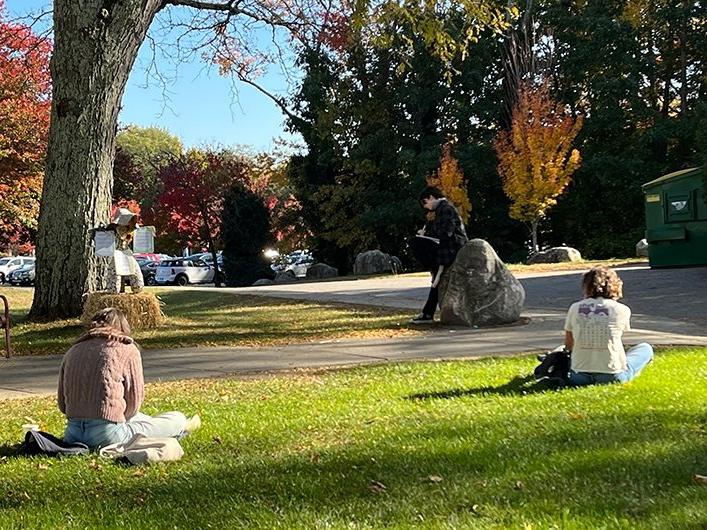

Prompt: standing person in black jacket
[{"left": 409, "top": 186, "right": 468, "bottom": 324}]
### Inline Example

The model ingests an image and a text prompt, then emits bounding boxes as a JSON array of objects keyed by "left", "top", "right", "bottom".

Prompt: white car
[
  {"left": 154, "top": 258, "right": 215, "bottom": 286},
  {"left": 0, "top": 256, "right": 35, "bottom": 284},
  {"left": 271, "top": 250, "right": 314, "bottom": 278}
]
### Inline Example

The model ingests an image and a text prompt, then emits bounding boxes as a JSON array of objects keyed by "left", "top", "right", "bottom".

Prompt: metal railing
[{"left": 0, "top": 295, "right": 10, "bottom": 358}]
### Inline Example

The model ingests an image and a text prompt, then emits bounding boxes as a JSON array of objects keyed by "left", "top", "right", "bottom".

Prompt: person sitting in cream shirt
[{"left": 564, "top": 266, "right": 653, "bottom": 386}]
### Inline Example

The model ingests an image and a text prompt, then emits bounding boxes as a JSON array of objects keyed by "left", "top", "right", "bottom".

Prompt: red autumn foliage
[
  {"left": 0, "top": 0, "right": 51, "bottom": 253},
  {"left": 318, "top": 9, "right": 350, "bottom": 52},
  {"left": 146, "top": 149, "right": 251, "bottom": 254}
]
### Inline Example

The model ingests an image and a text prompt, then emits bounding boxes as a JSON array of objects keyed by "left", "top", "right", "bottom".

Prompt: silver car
[
  {"left": 7, "top": 262, "right": 36, "bottom": 286},
  {"left": 0, "top": 256, "right": 35, "bottom": 284}
]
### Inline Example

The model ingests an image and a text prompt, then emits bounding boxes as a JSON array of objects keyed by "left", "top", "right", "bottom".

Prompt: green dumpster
[{"left": 642, "top": 167, "right": 707, "bottom": 267}]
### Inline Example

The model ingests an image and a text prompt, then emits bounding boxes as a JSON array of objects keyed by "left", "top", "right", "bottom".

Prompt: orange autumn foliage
[
  {"left": 427, "top": 143, "right": 471, "bottom": 224},
  {"left": 494, "top": 83, "right": 583, "bottom": 250}
]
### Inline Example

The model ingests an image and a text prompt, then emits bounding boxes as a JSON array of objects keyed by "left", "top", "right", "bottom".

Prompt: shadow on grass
[
  {"left": 0, "top": 410, "right": 704, "bottom": 528},
  {"left": 407, "top": 375, "right": 565, "bottom": 400}
]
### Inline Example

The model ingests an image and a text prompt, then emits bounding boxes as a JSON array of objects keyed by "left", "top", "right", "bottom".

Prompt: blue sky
[{"left": 6, "top": 0, "right": 297, "bottom": 151}]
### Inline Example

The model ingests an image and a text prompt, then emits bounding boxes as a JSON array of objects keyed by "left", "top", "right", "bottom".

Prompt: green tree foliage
[
  {"left": 221, "top": 183, "right": 274, "bottom": 287},
  {"left": 113, "top": 125, "right": 183, "bottom": 209},
  {"left": 287, "top": 3, "right": 527, "bottom": 268},
  {"left": 538, "top": 0, "right": 707, "bottom": 257}
]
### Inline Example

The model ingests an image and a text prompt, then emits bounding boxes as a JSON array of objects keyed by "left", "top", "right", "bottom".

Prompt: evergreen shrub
[{"left": 221, "top": 183, "right": 274, "bottom": 287}]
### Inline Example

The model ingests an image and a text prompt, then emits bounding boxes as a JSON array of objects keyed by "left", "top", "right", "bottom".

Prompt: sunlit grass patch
[
  {"left": 1, "top": 288, "right": 419, "bottom": 356},
  {"left": 0, "top": 348, "right": 704, "bottom": 529}
]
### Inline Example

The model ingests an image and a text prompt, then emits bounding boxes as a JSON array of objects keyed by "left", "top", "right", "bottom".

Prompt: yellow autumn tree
[
  {"left": 427, "top": 142, "right": 472, "bottom": 224},
  {"left": 494, "top": 82, "right": 583, "bottom": 253}
]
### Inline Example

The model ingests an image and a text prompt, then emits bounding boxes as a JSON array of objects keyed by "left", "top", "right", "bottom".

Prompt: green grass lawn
[
  {"left": 0, "top": 349, "right": 704, "bottom": 529},
  {"left": 2, "top": 288, "right": 418, "bottom": 356}
]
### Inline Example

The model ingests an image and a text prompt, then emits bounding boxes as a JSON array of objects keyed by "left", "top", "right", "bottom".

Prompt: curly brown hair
[{"left": 581, "top": 266, "right": 623, "bottom": 300}]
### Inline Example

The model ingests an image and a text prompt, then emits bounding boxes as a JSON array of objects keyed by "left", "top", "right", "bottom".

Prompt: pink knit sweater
[{"left": 57, "top": 328, "right": 145, "bottom": 423}]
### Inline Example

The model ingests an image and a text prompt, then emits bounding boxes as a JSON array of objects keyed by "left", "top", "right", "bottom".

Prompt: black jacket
[{"left": 424, "top": 199, "right": 468, "bottom": 266}]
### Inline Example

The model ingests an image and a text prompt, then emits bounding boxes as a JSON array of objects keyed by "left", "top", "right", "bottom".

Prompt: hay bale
[{"left": 81, "top": 291, "right": 165, "bottom": 330}]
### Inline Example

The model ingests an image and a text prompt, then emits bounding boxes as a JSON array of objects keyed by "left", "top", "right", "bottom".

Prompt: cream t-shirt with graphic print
[{"left": 564, "top": 297, "right": 631, "bottom": 374}]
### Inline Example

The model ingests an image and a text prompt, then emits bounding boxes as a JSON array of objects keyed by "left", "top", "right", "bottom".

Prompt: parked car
[
  {"left": 154, "top": 258, "right": 222, "bottom": 286},
  {"left": 136, "top": 258, "right": 159, "bottom": 286},
  {"left": 0, "top": 256, "right": 35, "bottom": 284},
  {"left": 271, "top": 250, "right": 314, "bottom": 278},
  {"left": 7, "top": 262, "right": 36, "bottom": 286},
  {"left": 133, "top": 252, "right": 163, "bottom": 262},
  {"left": 188, "top": 251, "right": 223, "bottom": 267}
]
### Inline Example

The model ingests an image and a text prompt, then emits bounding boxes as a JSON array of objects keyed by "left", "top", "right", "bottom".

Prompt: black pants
[
  {"left": 409, "top": 236, "right": 441, "bottom": 317},
  {"left": 422, "top": 273, "right": 439, "bottom": 317}
]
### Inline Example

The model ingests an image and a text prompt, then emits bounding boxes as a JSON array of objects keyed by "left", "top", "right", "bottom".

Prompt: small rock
[
  {"left": 306, "top": 263, "right": 338, "bottom": 280},
  {"left": 636, "top": 238, "right": 649, "bottom": 258},
  {"left": 528, "top": 246, "right": 582, "bottom": 264},
  {"left": 354, "top": 250, "right": 400, "bottom": 275},
  {"left": 274, "top": 270, "right": 297, "bottom": 283}
]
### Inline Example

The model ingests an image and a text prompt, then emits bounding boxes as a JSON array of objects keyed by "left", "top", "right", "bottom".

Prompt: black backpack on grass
[{"left": 534, "top": 346, "right": 571, "bottom": 384}]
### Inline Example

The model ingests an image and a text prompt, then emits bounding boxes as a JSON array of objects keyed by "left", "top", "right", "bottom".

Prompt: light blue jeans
[
  {"left": 63, "top": 412, "right": 187, "bottom": 449},
  {"left": 567, "top": 342, "right": 654, "bottom": 387}
]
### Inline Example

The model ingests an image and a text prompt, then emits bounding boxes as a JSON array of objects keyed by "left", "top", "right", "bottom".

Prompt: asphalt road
[
  {"left": 519, "top": 265, "right": 707, "bottom": 328},
  {"left": 221, "top": 264, "right": 707, "bottom": 333}
]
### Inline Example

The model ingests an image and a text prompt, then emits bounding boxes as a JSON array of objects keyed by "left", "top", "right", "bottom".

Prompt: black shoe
[{"left": 409, "top": 314, "right": 434, "bottom": 324}]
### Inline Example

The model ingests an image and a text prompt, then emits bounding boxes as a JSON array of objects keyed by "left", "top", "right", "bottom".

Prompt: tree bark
[
  {"left": 530, "top": 219, "right": 539, "bottom": 254},
  {"left": 30, "top": 0, "right": 163, "bottom": 318}
]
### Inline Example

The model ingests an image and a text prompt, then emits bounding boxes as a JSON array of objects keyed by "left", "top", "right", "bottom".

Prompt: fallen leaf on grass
[
  {"left": 693, "top": 474, "right": 707, "bottom": 485},
  {"left": 88, "top": 459, "right": 102, "bottom": 471},
  {"left": 427, "top": 475, "right": 443, "bottom": 483},
  {"left": 36, "top": 463, "right": 49, "bottom": 470},
  {"left": 369, "top": 480, "right": 387, "bottom": 493},
  {"left": 514, "top": 480, "right": 524, "bottom": 490},
  {"left": 212, "top": 435, "right": 223, "bottom": 445},
  {"left": 132, "top": 469, "right": 146, "bottom": 478}
]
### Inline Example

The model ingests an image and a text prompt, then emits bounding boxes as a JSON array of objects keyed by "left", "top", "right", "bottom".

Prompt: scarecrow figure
[{"left": 94, "top": 208, "right": 144, "bottom": 294}]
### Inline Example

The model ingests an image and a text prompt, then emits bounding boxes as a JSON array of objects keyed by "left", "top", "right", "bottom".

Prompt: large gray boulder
[
  {"left": 439, "top": 239, "right": 525, "bottom": 327},
  {"left": 528, "top": 246, "right": 582, "bottom": 264},
  {"left": 636, "top": 238, "right": 649, "bottom": 258},
  {"left": 306, "top": 263, "right": 338, "bottom": 280},
  {"left": 353, "top": 250, "right": 400, "bottom": 275}
]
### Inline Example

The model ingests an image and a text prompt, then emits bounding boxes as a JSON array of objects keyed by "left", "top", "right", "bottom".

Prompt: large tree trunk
[{"left": 30, "top": 0, "right": 163, "bottom": 319}]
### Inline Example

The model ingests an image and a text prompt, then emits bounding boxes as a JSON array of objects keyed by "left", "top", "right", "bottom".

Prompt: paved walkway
[{"left": 1, "top": 265, "right": 706, "bottom": 399}]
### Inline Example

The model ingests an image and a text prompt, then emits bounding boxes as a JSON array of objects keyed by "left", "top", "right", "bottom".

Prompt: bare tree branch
[
  {"left": 235, "top": 73, "right": 304, "bottom": 127},
  {"left": 163, "top": 0, "right": 240, "bottom": 12}
]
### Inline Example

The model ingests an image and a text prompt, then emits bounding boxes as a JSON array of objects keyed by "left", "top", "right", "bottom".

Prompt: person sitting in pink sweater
[{"left": 58, "top": 307, "right": 200, "bottom": 449}]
